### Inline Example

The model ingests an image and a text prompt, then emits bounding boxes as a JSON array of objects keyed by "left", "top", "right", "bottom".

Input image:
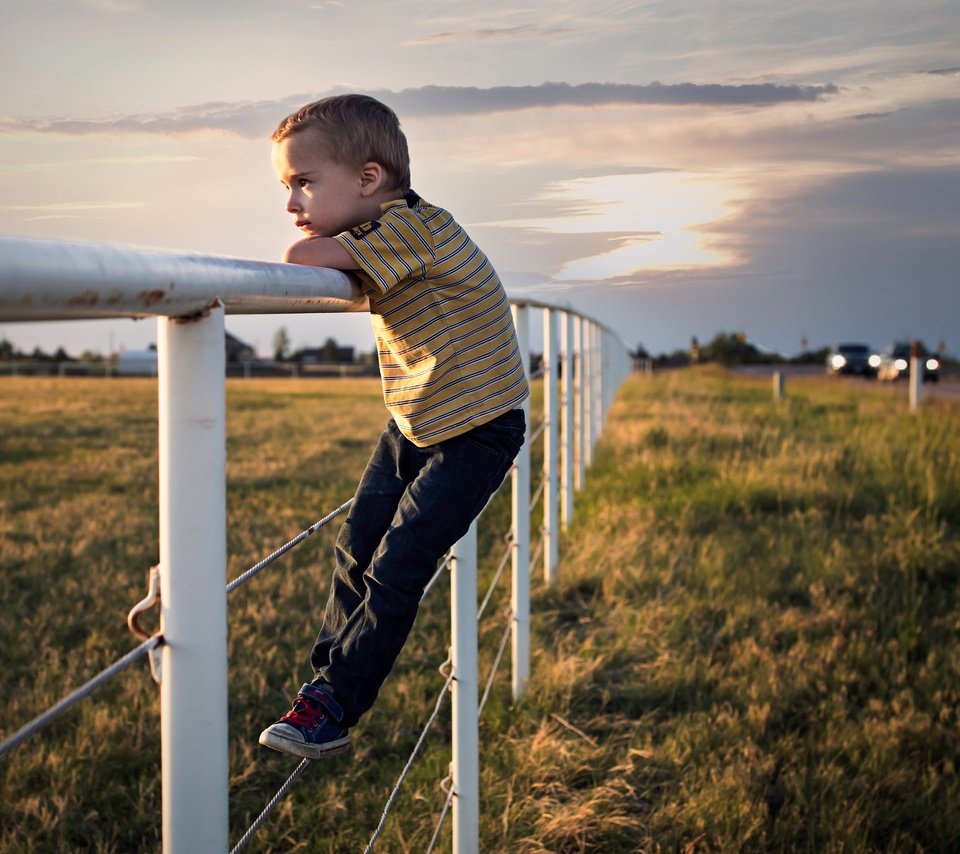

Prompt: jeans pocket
[{"left": 459, "top": 410, "right": 526, "bottom": 459}]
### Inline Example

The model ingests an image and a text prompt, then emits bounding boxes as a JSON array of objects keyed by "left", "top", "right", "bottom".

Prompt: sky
[{"left": 1, "top": 0, "right": 958, "bottom": 359}]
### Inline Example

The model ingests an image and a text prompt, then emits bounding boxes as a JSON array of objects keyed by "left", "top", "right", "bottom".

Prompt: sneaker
[{"left": 258, "top": 683, "right": 351, "bottom": 759}]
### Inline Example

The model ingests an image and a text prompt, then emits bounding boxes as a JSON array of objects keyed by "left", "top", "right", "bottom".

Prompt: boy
[{"left": 258, "top": 94, "right": 529, "bottom": 759}]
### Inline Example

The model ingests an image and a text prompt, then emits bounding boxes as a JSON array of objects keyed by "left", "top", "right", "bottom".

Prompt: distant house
[
  {"left": 225, "top": 332, "right": 255, "bottom": 363},
  {"left": 300, "top": 345, "right": 355, "bottom": 364},
  {"left": 117, "top": 332, "right": 255, "bottom": 375},
  {"left": 117, "top": 349, "right": 158, "bottom": 376}
]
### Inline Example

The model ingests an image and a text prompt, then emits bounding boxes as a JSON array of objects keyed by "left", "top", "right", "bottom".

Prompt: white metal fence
[{"left": 0, "top": 234, "right": 630, "bottom": 853}]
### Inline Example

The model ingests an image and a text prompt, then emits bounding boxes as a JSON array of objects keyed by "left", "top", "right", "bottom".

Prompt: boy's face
[{"left": 272, "top": 130, "right": 375, "bottom": 238}]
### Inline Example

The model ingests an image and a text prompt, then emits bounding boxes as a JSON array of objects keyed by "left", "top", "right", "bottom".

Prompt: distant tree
[
  {"left": 0, "top": 338, "right": 14, "bottom": 360},
  {"left": 148, "top": 343, "right": 157, "bottom": 352},
  {"left": 273, "top": 327, "right": 291, "bottom": 362},
  {"left": 699, "top": 331, "right": 764, "bottom": 365},
  {"left": 632, "top": 343, "right": 650, "bottom": 360},
  {"left": 321, "top": 337, "right": 339, "bottom": 362},
  {"left": 790, "top": 346, "right": 830, "bottom": 365},
  {"left": 655, "top": 349, "right": 691, "bottom": 368},
  {"left": 53, "top": 346, "right": 72, "bottom": 362},
  {"left": 80, "top": 349, "right": 103, "bottom": 363},
  {"left": 31, "top": 346, "right": 51, "bottom": 362}
]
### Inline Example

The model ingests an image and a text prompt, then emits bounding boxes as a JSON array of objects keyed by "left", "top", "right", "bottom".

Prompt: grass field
[{"left": 2, "top": 369, "right": 959, "bottom": 852}]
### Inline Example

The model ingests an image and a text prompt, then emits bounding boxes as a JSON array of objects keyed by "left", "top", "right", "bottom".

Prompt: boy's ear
[{"left": 358, "top": 161, "right": 386, "bottom": 196}]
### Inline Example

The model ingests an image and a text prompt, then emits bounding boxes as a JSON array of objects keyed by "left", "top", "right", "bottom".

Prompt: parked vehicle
[
  {"left": 876, "top": 341, "right": 940, "bottom": 382},
  {"left": 826, "top": 342, "right": 875, "bottom": 376}
]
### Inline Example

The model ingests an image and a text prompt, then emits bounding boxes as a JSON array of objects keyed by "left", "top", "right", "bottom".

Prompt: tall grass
[{"left": 1, "top": 370, "right": 958, "bottom": 851}]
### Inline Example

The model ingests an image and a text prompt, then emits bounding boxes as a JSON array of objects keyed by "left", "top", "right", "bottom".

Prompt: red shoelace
[{"left": 280, "top": 698, "right": 326, "bottom": 729}]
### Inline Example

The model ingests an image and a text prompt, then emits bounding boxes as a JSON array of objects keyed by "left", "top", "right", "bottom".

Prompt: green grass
[{"left": 2, "top": 369, "right": 959, "bottom": 851}]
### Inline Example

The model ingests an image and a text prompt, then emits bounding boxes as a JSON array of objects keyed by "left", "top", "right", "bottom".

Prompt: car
[
  {"left": 826, "top": 342, "right": 875, "bottom": 376},
  {"left": 876, "top": 341, "right": 940, "bottom": 383}
]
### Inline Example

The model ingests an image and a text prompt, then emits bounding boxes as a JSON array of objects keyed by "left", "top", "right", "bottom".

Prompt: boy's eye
[{"left": 298, "top": 178, "right": 310, "bottom": 188}]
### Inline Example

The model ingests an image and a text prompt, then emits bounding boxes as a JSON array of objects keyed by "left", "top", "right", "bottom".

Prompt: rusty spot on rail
[
  {"left": 139, "top": 289, "right": 166, "bottom": 307},
  {"left": 173, "top": 297, "right": 223, "bottom": 324},
  {"left": 105, "top": 289, "right": 125, "bottom": 306},
  {"left": 67, "top": 290, "right": 100, "bottom": 307}
]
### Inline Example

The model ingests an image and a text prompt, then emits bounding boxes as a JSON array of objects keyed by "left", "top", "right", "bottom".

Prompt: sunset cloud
[
  {"left": 0, "top": 81, "right": 839, "bottom": 139},
  {"left": 1, "top": 0, "right": 957, "bottom": 359},
  {"left": 405, "top": 25, "right": 574, "bottom": 45}
]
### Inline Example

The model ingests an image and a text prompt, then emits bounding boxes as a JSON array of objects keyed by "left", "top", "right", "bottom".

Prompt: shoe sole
[{"left": 258, "top": 729, "right": 352, "bottom": 759}]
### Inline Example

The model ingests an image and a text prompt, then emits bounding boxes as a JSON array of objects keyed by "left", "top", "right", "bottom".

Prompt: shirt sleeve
[{"left": 333, "top": 207, "right": 435, "bottom": 295}]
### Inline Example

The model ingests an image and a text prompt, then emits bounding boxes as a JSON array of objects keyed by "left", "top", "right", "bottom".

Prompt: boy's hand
[{"left": 283, "top": 237, "right": 359, "bottom": 271}]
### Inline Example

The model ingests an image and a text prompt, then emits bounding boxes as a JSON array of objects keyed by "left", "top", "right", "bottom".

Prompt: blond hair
[{"left": 273, "top": 94, "right": 411, "bottom": 192}]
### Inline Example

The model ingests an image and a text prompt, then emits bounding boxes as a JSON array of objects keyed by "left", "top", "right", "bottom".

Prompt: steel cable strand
[
  {"left": 230, "top": 757, "right": 311, "bottom": 854},
  {"left": 425, "top": 778, "right": 455, "bottom": 854},
  {"left": 420, "top": 553, "right": 453, "bottom": 603},
  {"left": 476, "top": 535, "right": 513, "bottom": 622},
  {"left": 478, "top": 615, "right": 513, "bottom": 719},
  {"left": 0, "top": 634, "right": 163, "bottom": 759},
  {"left": 363, "top": 664, "right": 455, "bottom": 853},
  {"left": 530, "top": 532, "right": 545, "bottom": 573},
  {"left": 530, "top": 472, "right": 547, "bottom": 511},
  {"left": 226, "top": 498, "right": 353, "bottom": 593}
]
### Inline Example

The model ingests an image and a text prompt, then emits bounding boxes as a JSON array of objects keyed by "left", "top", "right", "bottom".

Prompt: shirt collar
[{"left": 379, "top": 189, "right": 420, "bottom": 215}]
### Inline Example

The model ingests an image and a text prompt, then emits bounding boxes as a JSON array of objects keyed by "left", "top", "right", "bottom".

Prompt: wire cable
[
  {"left": 476, "top": 536, "right": 513, "bottom": 621},
  {"left": 230, "top": 758, "right": 311, "bottom": 854},
  {"left": 0, "top": 634, "right": 163, "bottom": 759},
  {"left": 530, "top": 534, "right": 545, "bottom": 573},
  {"left": 425, "top": 779, "right": 455, "bottom": 854},
  {"left": 420, "top": 554, "right": 452, "bottom": 603},
  {"left": 227, "top": 499, "right": 353, "bottom": 593},
  {"left": 478, "top": 618, "right": 512, "bottom": 719},
  {"left": 363, "top": 666, "right": 455, "bottom": 853},
  {"left": 530, "top": 473, "right": 546, "bottom": 511}
]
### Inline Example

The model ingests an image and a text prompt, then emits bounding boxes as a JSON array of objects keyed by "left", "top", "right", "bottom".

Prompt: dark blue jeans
[{"left": 310, "top": 408, "right": 525, "bottom": 726}]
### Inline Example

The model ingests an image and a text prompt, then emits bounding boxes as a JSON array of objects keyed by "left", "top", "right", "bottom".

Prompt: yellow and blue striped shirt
[{"left": 334, "top": 191, "right": 528, "bottom": 446}]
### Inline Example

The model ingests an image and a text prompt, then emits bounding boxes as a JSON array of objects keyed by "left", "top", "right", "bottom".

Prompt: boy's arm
[
  {"left": 284, "top": 237, "right": 370, "bottom": 308},
  {"left": 283, "top": 237, "right": 360, "bottom": 270}
]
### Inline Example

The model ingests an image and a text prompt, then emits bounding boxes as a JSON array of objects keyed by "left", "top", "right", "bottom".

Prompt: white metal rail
[{"left": 0, "top": 234, "right": 631, "bottom": 853}]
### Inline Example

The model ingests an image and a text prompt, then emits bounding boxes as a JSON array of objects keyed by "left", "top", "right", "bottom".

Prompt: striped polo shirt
[{"left": 334, "top": 190, "right": 529, "bottom": 447}]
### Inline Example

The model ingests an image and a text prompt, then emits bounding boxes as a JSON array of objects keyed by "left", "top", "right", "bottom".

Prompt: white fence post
[
  {"left": 510, "top": 304, "right": 531, "bottom": 700},
  {"left": 158, "top": 308, "right": 229, "bottom": 854},
  {"left": 450, "top": 521, "right": 479, "bottom": 854},
  {"left": 561, "top": 311, "right": 574, "bottom": 529},
  {"left": 909, "top": 355, "right": 922, "bottom": 413},
  {"left": 543, "top": 308, "right": 560, "bottom": 585},
  {"left": 591, "top": 325, "right": 602, "bottom": 451},
  {"left": 582, "top": 321, "right": 594, "bottom": 469},
  {"left": 575, "top": 316, "right": 586, "bottom": 491},
  {"left": 773, "top": 370, "right": 786, "bottom": 402}
]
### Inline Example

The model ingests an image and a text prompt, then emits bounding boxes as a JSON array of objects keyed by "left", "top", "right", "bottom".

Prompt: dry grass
[{"left": 2, "top": 369, "right": 959, "bottom": 851}]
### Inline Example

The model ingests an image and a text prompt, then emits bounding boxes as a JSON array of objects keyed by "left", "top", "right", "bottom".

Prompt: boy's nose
[{"left": 286, "top": 193, "right": 300, "bottom": 214}]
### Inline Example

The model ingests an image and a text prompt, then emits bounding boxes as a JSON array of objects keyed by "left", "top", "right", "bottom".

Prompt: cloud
[
  {"left": 82, "top": 0, "right": 141, "bottom": 11},
  {"left": 0, "top": 81, "right": 839, "bottom": 139},
  {"left": 486, "top": 172, "right": 745, "bottom": 278},
  {"left": 851, "top": 111, "right": 896, "bottom": 120},
  {"left": 405, "top": 25, "right": 574, "bottom": 45},
  {"left": 0, "top": 154, "right": 202, "bottom": 174},
  {"left": 5, "top": 202, "right": 147, "bottom": 221},
  {"left": 921, "top": 67, "right": 960, "bottom": 76}
]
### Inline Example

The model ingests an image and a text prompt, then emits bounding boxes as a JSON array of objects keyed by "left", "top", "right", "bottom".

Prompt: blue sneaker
[{"left": 258, "top": 683, "right": 351, "bottom": 759}]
